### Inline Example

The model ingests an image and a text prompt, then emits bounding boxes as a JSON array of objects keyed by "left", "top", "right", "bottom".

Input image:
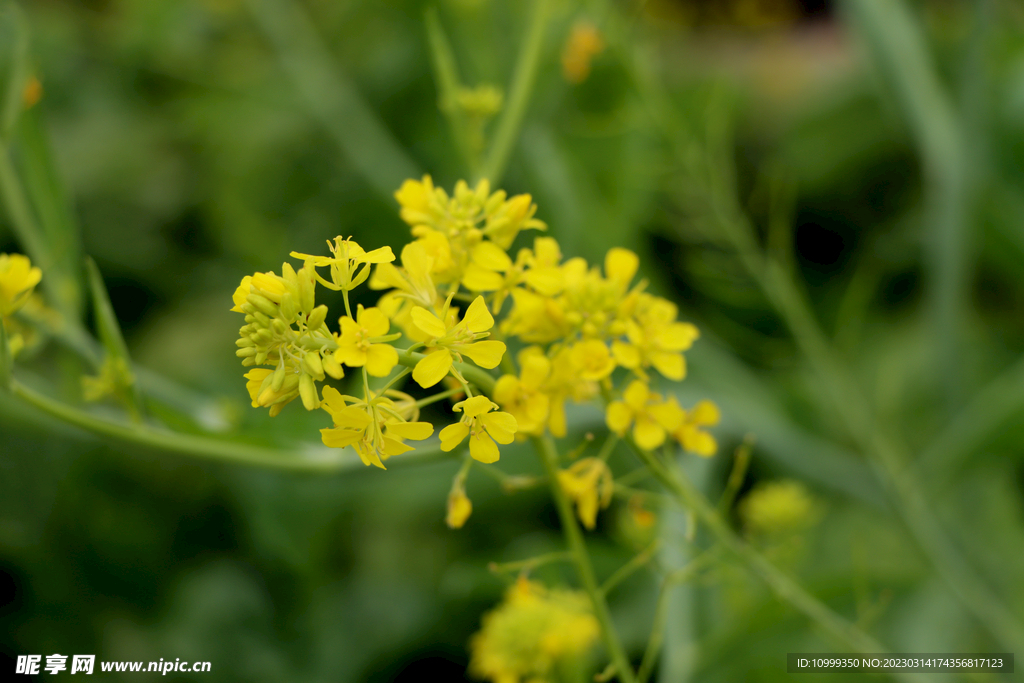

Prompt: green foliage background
[{"left": 2, "top": 0, "right": 1024, "bottom": 680}]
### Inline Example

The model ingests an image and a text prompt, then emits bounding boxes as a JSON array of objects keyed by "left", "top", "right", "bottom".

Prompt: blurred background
[{"left": 2, "top": 0, "right": 1024, "bottom": 680}]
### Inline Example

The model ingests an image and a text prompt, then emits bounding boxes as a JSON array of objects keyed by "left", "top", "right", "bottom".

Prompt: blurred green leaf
[
  {"left": 0, "top": 0, "right": 28, "bottom": 142},
  {"left": 85, "top": 256, "right": 144, "bottom": 419}
]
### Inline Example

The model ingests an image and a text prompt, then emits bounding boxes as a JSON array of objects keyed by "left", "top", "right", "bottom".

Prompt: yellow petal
[
  {"left": 492, "top": 375, "right": 519, "bottom": 406},
  {"left": 459, "top": 340, "right": 505, "bottom": 369},
  {"left": 472, "top": 241, "right": 512, "bottom": 271},
  {"left": 382, "top": 437, "right": 414, "bottom": 456},
  {"left": 358, "top": 246, "right": 396, "bottom": 264},
  {"left": 469, "top": 431, "right": 500, "bottom": 463},
  {"left": 446, "top": 489, "right": 473, "bottom": 529},
  {"left": 334, "top": 344, "right": 368, "bottom": 368},
  {"left": 320, "top": 427, "right": 362, "bottom": 448},
  {"left": 605, "top": 401, "right": 632, "bottom": 435},
  {"left": 622, "top": 380, "right": 650, "bottom": 412},
  {"left": 457, "top": 395, "right": 495, "bottom": 418},
  {"left": 548, "top": 397, "right": 568, "bottom": 437},
  {"left": 480, "top": 411, "right": 517, "bottom": 444},
  {"left": 605, "top": 247, "right": 639, "bottom": 286},
  {"left": 649, "top": 399, "right": 684, "bottom": 432},
  {"left": 413, "top": 348, "right": 453, "bottom": 388},
  {"left": 439, "top": 422, "right": 470, "bottom": 451},
  {"left": 633, "top": 417, "right": 666, "bottom": 451},
  {"left": 387, "top": 420, "right": 434, "bottom": 441},
  {"left": 334, "top": 405, "right": 373, "bottom": 429},
  {"left": 690, "top": 400, "right": 721, "bottom": 426},
  {"left": 462, "top": 263, "right": 504, "bottom": 292},
  {"left": 365, "top": 343, "right": 399, "bottom": 377},
  {"left": 611, "top": 341, "right": 642, "bottom": 369},
  {"left": 462, "top": 296, "right": 495, "bottom": 333},
  {"left": 520, "top": 353, "right": 550, "bottom": 389},
  {"left": 411, "top": 306, "right": 448, "bottom": 338},
  {"left": 650, "top": 351, "right": 685, "bottom": 381},
  {"left": 358, "top": 306, "right": 391, "bottom": 337}
]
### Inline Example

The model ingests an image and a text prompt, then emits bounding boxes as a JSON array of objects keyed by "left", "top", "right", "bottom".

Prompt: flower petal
[
  {"left": 359, "top": 306, "right": 391, "bottom": 337},
  {"left": 365, "top": 343, "right": 399, "bottom": 377},
  {"left": 605, "top": 401, "right": 632, "bottom": 435},
  {"left": 462, "top": 296, "right": 494, "bottom": 333},
  {"left": 469, "top": 431, "right": 500, "bottom": 463},
  {"left": 439, "top": 422, "right": 470, "bottom": 451},
  {"left": 480, "top": 411, "right": 517, "bottom": 444},
  {"left": 411, "top": 306, "right": 448, "bottom": 338},
  {"left": 633, "top": 417, "right": 666, "bottom": 451},
  {"left": 459, "top": 340, "right": 505, "bottom": 369},
  {"left": 413, "top": 348, "right": 453, "bottom": 388},
  {"left": 387, "top": 420, "right": 434, "bottom": 441}
]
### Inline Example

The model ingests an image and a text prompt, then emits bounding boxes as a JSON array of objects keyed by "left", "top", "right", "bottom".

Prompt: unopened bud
[{"left": 299, "top": 373, "right": 319, "bottom": 410}]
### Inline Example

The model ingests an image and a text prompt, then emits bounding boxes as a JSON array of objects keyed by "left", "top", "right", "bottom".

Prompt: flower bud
[
  {"left": 322, "top": 352, "right": 344, "bottom": 379},
  {"left": 299, "top": 373, "right": 319, "bottom": 410},
  {"left": 271, "top": 361, "right": 286, "bottom": 392},
  {"left": 306, "top": 304, "right": 328, "bottom": 332},
  {"left": 247, "top": 294, "right": 279, "bottom": 318},
  {"left": 302, "top": 351, "right": 324, "bottom": 380},
  {"left": 279, "top": 291, "right": 299, "bottom": 321}
]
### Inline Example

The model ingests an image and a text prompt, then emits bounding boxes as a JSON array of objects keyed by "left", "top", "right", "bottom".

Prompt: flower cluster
[
  {"left": 232, "top": 176, "right": 719, "bottom": 532},
  {"left": 469, "top": 576, "right": 599, "bottom": 683}
]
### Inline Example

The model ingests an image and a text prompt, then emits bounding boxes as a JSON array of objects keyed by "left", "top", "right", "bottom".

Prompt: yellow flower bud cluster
[{"left": 469, "top": 576, "right": 600, "bottom": 683}]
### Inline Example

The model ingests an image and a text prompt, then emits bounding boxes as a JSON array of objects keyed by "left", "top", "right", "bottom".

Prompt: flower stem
[
  {"left": 476, "top": 0, "right": 552, "bottom": 185},
  {"left": 533, "top": 434, "right": 637, "bottom": 683},
  {"left": 7, "top": 377, "right": 448, "bottom": 473}
]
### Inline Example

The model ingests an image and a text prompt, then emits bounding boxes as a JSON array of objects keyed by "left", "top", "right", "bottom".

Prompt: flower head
[
  {"left": 469, "top": 577, "right": 600, "bottom": 683},
  {"left": 333, "top": 305, "right": 399, "bottom": 377},
  {"left": 673, "top": 400, "right": 720, "bottom": 456},
  {"left": 605, "top": 380, "right": 684, "bottom": 451},
  {"left": 410, "top": 295, "right": 506, "bottom": 388},
  {"left": 0, "top": 253, "right": 42, "bottom": 317},
  {"left": 557, "top": 458, "right": 613, "bottom": 530},
  {"left": 439, "top": 395, "right": 517, "bottom": 463},
  {"left": 291, "top": 236, "right": 394, "bottom": 292},
  {"left": 319, "top": 386, "right": 434, "bottom": 469}
]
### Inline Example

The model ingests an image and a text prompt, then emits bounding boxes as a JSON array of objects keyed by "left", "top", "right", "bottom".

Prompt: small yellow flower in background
[
  {"left": 561, "top": 20, "right": 605, "bottom": 84},
  {"left": 543, "top": 346, "right": 598, "bottom": 438},
  {"left": 319, "top": 386, "right": 434, "bottom": 469},
  {"left": 0, "top": 253, "right": 42, "bottom": 317},
  {"left": 739, "top": 480, "right": 817, "bottom": 536},
  {"left": 612, "top": 295, "right": 699, "bottom": 381},
  {"left": 605, "top": 380, "right": 684, "bottom": 451},
  {"left": 439, "top": 395, "right": 517, "bottom": 463},
  {"left": 469, "top": 576, "right": 600, "bottom": 683},
  {"left": 410, "top": 295, "right": 506, "bottom": 388},
  {"left": 81, "top": 356, "right": 134, "bottom": 403},
  {"left": 23, "top": 76, "right": 42, "bottom": 108},
  {"left": 493, "top": 348, "right": 551, "bottom": 436},
  {"left": 557, "top": 458, "right": 613, "bottom": 530},
  {"left": 569, "top": 339, "right": 616, "bottom": 381},
  {"left": 673, "top": 400, "right": 721, "bottom": 456},
  {"left": 446, "top": 479, "right": 473, "bottom": 529},
  {"left": 628, "top": 494, "right": 656, "bottom": 530},
  {"left": 333, "top": 305, "right": 399, "bottom": 377}
]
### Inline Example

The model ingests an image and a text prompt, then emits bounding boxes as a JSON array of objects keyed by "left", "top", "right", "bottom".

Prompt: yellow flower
[
  {"left": 0, "top": 253, "right": 42, "bottom": 317},
  {"left": 230, "top": 275, "right": 252, "bottom": 312},
  {"left": 469, "top": 577, "right": 600, "bottom": 683},
  {"left": 410, "top": 295, "right": 506, "bottom": 388},
  {"left": 332, "top": 305, "right": 399, "bottom": 377},
  {"left": 446, "top": 481, "right": 473, "bottom": 529},
  {"left": 605, "top": 380, "right": 684, "bottom": 451},
  {"left": 569, "top": 339, "right": 616, "bottom": 381},
  {"left": 673, "top": 400, "right": 721, "bottom": 456},
  {"left": 557, "top": 458, "right": 613, "bottom": 530},
  {"left": 613, "top": 295, "right": 699, "bottom": 381},
  {"left": 543, "top": 346, "right": 598, "bottom": 438},
  {"left": 290, "top": 236, "right": 395, "bottom": 292},
  {"left": 369, "top": 240, "right": 438, "bottom": 309},
  {"left": 319, "top": 386, "right": 434, "bottom": 469},
  {"left": 739, "top": 480, "right": 817, "bottom": 536},
  {"left": 561, "top": 21, "right": 605, "bottom": 84},
  {"left": 492, "top": 348, "right": 550, "bottom": 436},
  {"left": 439, "top": 395, "right": 517, "bottom": 463}
]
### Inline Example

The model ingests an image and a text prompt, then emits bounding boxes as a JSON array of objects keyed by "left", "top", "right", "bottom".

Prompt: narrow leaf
[
  {"left": 0, "top": 0, "right": 29, "bottom": 141},
  {"left": 0, "top": 317, "right": 10, "bottom": 389},
  {"left": 85, "top": 256, "right": 144, "bottom": 418}
]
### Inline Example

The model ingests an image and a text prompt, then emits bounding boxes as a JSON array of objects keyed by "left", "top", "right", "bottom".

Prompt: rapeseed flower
[
  {"left": 605, "top": 380, "right": 684, "bottom": 451},
  {"left": 439, "top": 395, "right": 517, "bottom": 463},
  {"left": 410, "top": 296, "right": 506, "bottom": 388},
  {"left": 557, "top": 458, "right": 614, "bottom": 530},
  {"left": 0, "top": 253, "right": 42, "bottom": 317},
  {"left": 333, "top": 305, "right": 399, "bottom": 377}
]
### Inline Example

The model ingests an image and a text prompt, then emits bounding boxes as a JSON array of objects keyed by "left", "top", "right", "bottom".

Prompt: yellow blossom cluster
[
  {"left": 469, "top": 576, "right": 600, "bottom": 683},
  {"left": 232, "top": 175, "right": 719, "bottom": 531}
]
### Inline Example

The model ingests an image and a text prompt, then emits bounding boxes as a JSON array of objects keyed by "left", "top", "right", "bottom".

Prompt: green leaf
[{"left": 0, "top": 0, "right": 29, "bottom": 141}]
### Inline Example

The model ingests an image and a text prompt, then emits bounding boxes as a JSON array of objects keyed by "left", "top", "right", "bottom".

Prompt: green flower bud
[
  {"left": 306, "top": 304, "right": 328, "bottom": 332},
  {"left": 299, "top": 373, "right": 319, "bottom": 410}
]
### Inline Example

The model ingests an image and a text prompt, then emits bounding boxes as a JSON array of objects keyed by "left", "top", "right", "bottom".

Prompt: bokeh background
[{"left": 3, "top": 0, "right": 1024, "bottom": 680}]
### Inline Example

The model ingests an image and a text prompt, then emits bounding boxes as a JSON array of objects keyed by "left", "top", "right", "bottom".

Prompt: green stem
[
  {"left": 600, "top": 540, "right": 659, "bottom": 597},
  {"left": 476, "top": 0, "right": 552, "bottom": 185},
  {"left": 533, "top": 434, "right": 637, "bottom": 683},
  {"left": 7, "top": 377, "right": 447, "bottom": 473},
  {"left": 628, "top": 441, "right": 894, "bottom": 658}
]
